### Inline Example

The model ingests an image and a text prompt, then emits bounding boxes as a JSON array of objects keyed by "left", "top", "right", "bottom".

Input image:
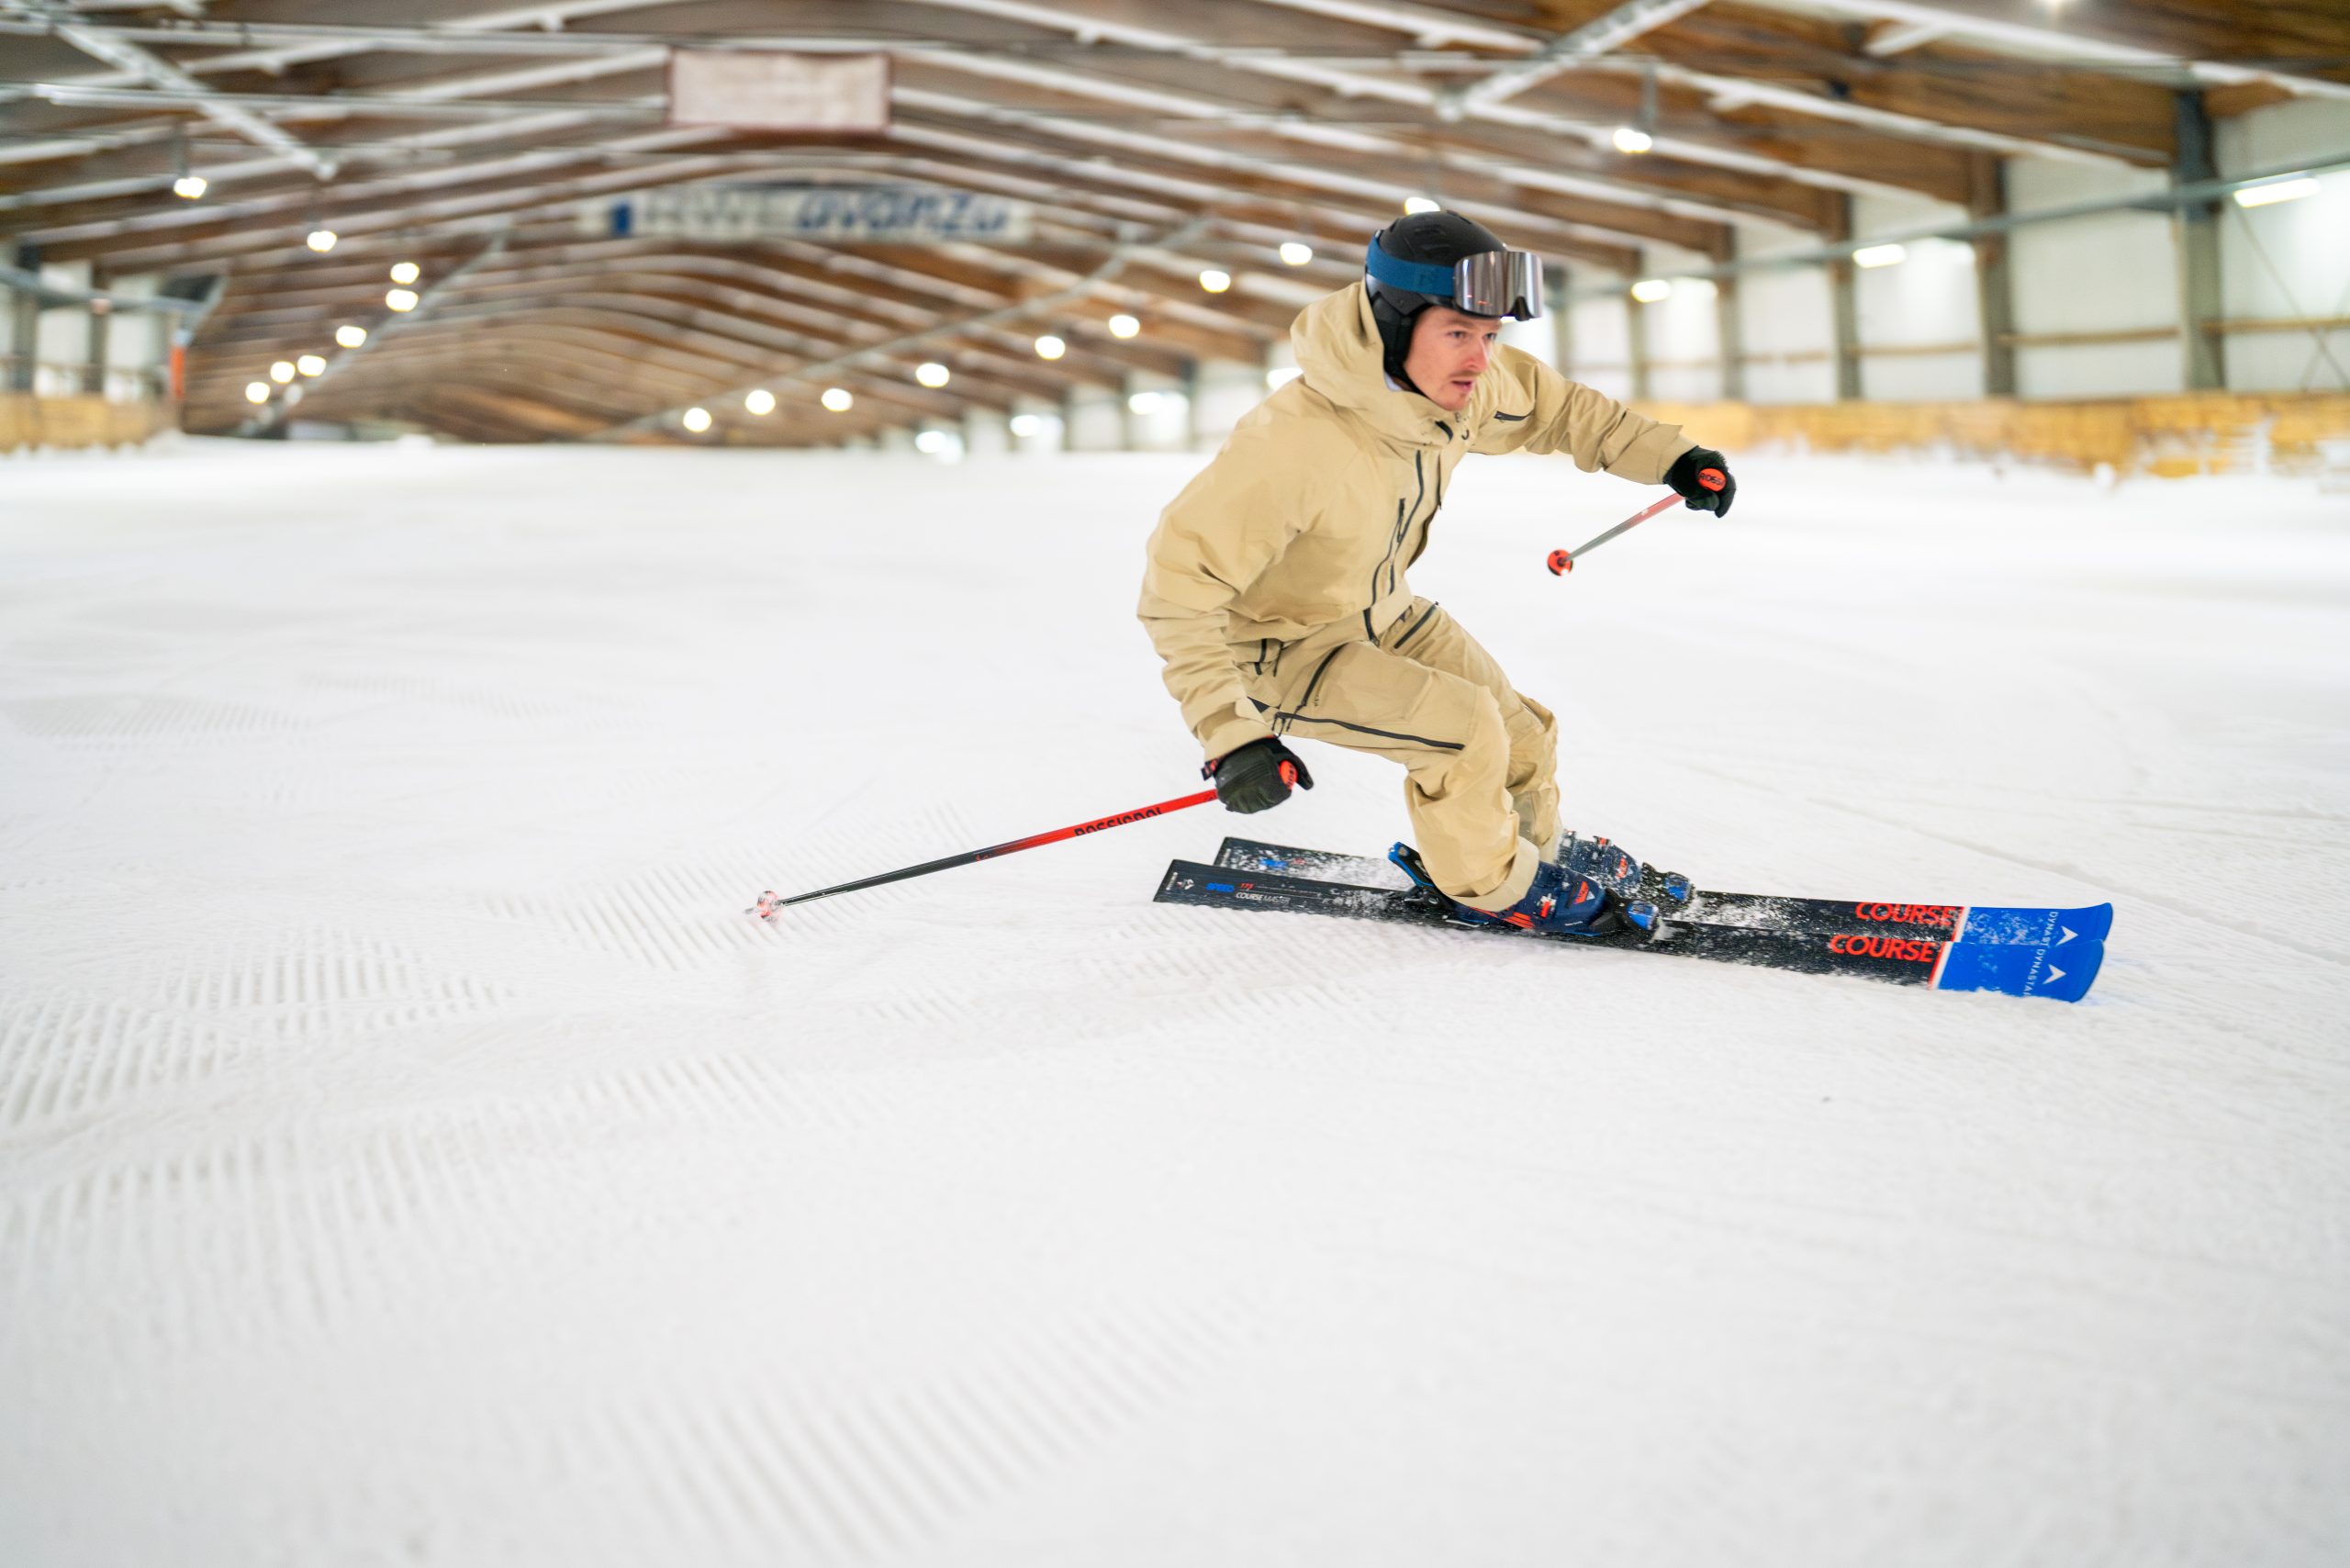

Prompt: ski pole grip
[
  {"left": 1278, "top": 760, "right": 1299, "bottom": 787},
  {"left": 1697, "top": 467, "right": 1726, "bottom": 492}
]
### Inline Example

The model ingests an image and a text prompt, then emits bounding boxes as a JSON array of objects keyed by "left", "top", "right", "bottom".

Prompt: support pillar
[
  {"left": 1828, "top": 262, "right": 1863, "bottom": 400},
  {"left": 6, "top": 244, "right": 36, "bottom": 394},
  {"left": 2173, "top": 89, "right": 2226, "bottom": 391},
  {"left": 1627, "top": 286, "right": 1652, "bottom": 404},
  {"left": 1544, "top": 263, "right": 1574, "bottom": 379},
  {"left": 1827, "top": 196, "right": 1862, "bottom": 401},
  {"left": 85, "top": 298, "right": 110, "bottom": 397},
  {"left": 1181, "top": 356, "right": 1203, "bottom": 450},
  {"left": 1708, "top": 232, "right": 1745, "bottom": 402},
  {"left": 1966, "top": 153, "right": 2018, "bottom": 398}
]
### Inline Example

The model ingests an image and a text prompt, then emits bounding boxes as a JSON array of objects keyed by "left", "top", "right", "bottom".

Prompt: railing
[{"left": 0, "top": 354, "right": 171, "bottom": 398}]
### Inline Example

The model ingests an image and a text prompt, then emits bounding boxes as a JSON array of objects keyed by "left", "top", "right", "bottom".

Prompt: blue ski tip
[
  {"left": 1963, "top": 901, "right": 2114, "bottom": 946},
  {"left": 1936, "top": 937, "right": 2104, "bottom": 1002}
]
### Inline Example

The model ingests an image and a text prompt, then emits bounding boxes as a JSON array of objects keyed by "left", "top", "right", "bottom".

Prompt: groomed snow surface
[{"left": 5, "top": 439, "right": 2347, "bottom": 1567}]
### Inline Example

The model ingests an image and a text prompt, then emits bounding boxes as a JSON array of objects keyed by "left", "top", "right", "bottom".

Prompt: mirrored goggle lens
[{"left": 1453, "top": 252, "right": 1542, "bottom": 319}]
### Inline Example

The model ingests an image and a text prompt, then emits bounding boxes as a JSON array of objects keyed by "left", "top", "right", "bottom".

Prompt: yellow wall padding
[
  {"left": 0, "top": 395, "right": 173, "bottom": 451},
  {"left": 1633, "top": 393, "right": 2350, "bottom": 477}
]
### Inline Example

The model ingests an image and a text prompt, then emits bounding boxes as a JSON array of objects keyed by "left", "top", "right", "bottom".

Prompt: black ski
[
  {"left": 1211, "top": 836, "right": 2113, "bottom": 947},
  {"left": 1154, "top": 859, "right": 2101, "bottom": 1002}
]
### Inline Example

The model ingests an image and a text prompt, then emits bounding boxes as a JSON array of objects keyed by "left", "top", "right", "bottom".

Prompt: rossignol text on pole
[{"left": 750, "top": 787, "right": 1219, "bottom": 918}]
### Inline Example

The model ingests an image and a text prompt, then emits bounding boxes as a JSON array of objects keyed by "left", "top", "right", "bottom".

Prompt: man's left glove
[
  {"left": 1665, "top": 446, "right": 1737, "bottom": 517},
  {"left": 1205, "top": 737, "right": 1314, "bottom": 813}
]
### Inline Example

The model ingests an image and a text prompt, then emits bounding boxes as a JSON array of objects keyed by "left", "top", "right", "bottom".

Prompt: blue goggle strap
[{"left": 1364, "top": 235, "right": 1460, "bottom": 298}]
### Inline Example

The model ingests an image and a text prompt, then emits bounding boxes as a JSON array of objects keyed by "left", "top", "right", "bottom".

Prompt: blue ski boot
[
  {"left": 1387, "top": 844, "right": 1656, "bottom": 937},
  {"left": 1556, "top": 832, "right": 1692, "bottom": 912}
]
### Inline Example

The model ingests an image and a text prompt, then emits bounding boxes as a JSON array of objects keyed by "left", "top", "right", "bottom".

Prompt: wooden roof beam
[
  {"left": 5, "top": 121, "right": 744, "bottom": 252},
  {"left": 886, "top": 101, "right": 1665, "bottom": 267},
  {"left": 1453, "top": 0, "right": 1716, "bottom": 113},
  {"left": 898, "top": 49, "right": 1771, "bottom": 231},
  {"left": 899, "top": 0, "right": 1987, "bottom": 200},
  {"left": 191, "top": 329, "right": 711, "bottom": 407},
  {"left": 1808, "top": 0, "right": 2350, "bottom": 103},
  {"left": 589, "top": 214, "right": 1215, "bottom": 437},
  {"left": 1633, "top": 7, "right": 2177, "bottom": 166},
  {"left": 8, "top": 0, "right": 339, "bottom": 177},
  {"left": 32, "top": 146, "right": 808, "bottom": 268},
  {"left": 287, "top": 357, "right": 663, "bottom": 426}
]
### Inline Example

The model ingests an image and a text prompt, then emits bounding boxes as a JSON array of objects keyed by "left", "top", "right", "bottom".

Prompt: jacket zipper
[
  {"left": 1408, "top": 460, "right": 1446, "bottom": 569},
  {"left": 1368, "top": 451, "right": 1427, "bottom": 621}
]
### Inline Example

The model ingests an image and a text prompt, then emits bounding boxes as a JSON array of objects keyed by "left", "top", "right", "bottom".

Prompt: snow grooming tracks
[{"left": 1157, "top": 847, "right": 2104, "bottom": 1002}]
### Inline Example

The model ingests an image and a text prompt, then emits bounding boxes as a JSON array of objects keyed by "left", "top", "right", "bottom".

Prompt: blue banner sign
[{"left": 589, "top": 185, "right": 1033, "bottom": 243}]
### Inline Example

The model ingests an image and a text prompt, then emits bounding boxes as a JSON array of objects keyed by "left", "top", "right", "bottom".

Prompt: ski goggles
[{"left": 1365, "top": 236, "right": 1543, "bottom": 320}]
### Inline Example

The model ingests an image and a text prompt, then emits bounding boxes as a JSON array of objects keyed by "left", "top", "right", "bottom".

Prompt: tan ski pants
[{"left": 1237, "top": 598, "right": 1558, "bottom": 911}]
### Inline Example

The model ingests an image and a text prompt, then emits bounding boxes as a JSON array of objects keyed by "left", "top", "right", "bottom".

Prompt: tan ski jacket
[{"left": 1138, "top": 284, "right": 1696, "bottom": 761}]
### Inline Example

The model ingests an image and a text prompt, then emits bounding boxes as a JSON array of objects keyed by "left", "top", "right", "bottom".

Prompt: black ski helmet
[{"left": 1364, "top": 210, "right": 1515, "bottom": 386}]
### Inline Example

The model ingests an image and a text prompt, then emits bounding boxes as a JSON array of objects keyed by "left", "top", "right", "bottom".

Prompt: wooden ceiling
[{"left": 3, "top": 0, "right": 2344, "bottom": 444}]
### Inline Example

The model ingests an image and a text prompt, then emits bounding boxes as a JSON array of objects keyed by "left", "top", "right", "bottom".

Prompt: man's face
[{"left": 1403, "top": 305, "right": 1501, "bottom": 411}]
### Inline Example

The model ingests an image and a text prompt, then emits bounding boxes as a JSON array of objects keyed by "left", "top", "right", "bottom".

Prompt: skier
[{"left": 1137, "top": 210, "right": 1737, "bottom": 935}]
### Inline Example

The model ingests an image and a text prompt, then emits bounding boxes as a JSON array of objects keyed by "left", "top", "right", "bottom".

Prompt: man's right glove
[
  {"left": 1205, "top": 737, "right": 1314, "bottom": 813},
  {"left": 1665, "top": 446, "right": 1737, "bottom": 517}
]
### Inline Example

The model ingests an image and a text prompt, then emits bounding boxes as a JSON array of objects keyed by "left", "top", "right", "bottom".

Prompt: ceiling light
[
  {"left": 334, "top": 324, "right": 366, "bottom": 348},
  {"left": 269, "top": 360, "right": 296, "bottom": 383},
  {"left": 1612, "top": 127, "right": 1654, "bottom": 154},
  {"left": 2233, "top": 175, "right": 2320, "bottom": 208},
  {"left": 1010, "top": 413, "right": 1043, "bottom": 438},
  {"left": 297, "top": 353, "right": 326, "bottom": 376},
  {"left": 1403, "top": 196, "right": 1441, "bottom": 215},
  {"left": 821, "top": 386, "right": 854, "bottom": 412},
  {"left": 1852, "top": 242, "right": 1908, "bottom": 268},
  {"left": 681, "top": 407, "right": 711, "bottom": 433},
  {"left": 1266, "top": 366, "right": 1302, "bottom": 390},
  {"left": 1278, "top": 241, "right": 1314, "bottom": 266},
  {"left": 744, "top": 388, "right": 776, "bottom": 415},
  {"left": 1035, "top": 334, "right": 1067, "bottom": 360},
  {"left": 1108, "top": 312, "right": 1140, "bottom": 339},
  {"left": 172, "top": 174, "right": 207, "bottom": 200},
  {"left": 389, "top": 261, "right": 420, "bottom": 285},
  {"left": 915, "top": 361, "right": 951, "bottom": 388},
  {"left": 1198, "top": 269, "right": 1232, "bottom": 294},
  {"left": 386, "top": 288, "right": 419, "bottom": 312},
  {"left": 1629, "top": 278, "right": 1672, "bottom": 304},
  {"left": 306, "top": 229, "right": 336, "bottom": 252},
  {"left": 244, "top": 382, "right": 270, "bottom": 404}
]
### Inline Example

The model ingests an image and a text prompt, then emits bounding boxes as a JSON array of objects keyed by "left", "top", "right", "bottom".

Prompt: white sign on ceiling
[
  {"left": 667, "top": 50, "right": 890, "bottom": 133},
  {"left": 586, "top": 186, "right": 1035, "bottom": 244}
]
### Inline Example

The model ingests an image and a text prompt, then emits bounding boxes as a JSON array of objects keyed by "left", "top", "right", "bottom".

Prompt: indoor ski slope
[{"left": 5, "top": 439, "right": 2347, "bottom": 1566}]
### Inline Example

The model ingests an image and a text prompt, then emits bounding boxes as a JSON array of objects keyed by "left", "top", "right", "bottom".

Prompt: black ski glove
[
  {"left": 1206, "top": 737, "right": 1314, "bottom": 813},
  {"left": 1665, "top": 446, "right": 1737, "bottom": 517}
]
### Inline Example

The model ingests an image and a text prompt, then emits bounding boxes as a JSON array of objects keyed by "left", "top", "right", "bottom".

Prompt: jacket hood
[{"left": 1291, "top": 286, "right": 1457, "bottom": 448}]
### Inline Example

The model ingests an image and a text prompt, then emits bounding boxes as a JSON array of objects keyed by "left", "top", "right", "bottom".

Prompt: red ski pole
[
  {"left": 750, "top": 785, "right": 1222, "bottom": 918},
  {"left": 1547, "top": 467, "right": 1727, "bottom": 576}
]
